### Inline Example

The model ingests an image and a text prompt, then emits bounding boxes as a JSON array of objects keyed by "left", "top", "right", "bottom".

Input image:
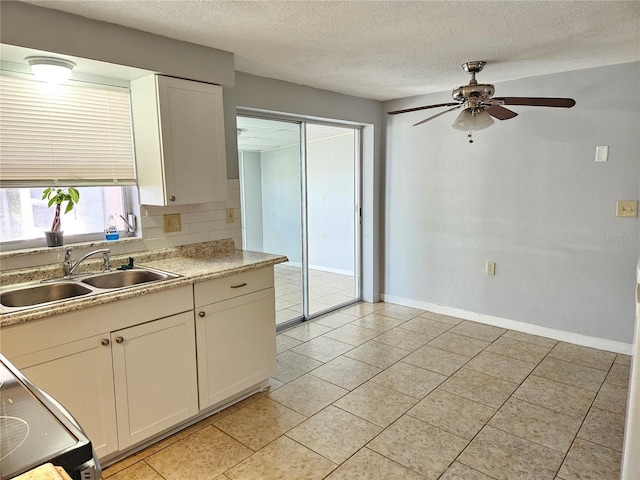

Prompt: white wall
[
  {"left": 307, "top": 132, "right": 356, "bottom": 273},
  {"left": 383, "top": 62, "right": 640, "bottom": 346},
  {"left": 239, "top": 151, "right": 264, "bottom": 252},
  {"left": 239, "top": 132, "right": 356, "bottom": 273},
  {"left": 260, "top": 145, "right": 303, "bottom": 262}
]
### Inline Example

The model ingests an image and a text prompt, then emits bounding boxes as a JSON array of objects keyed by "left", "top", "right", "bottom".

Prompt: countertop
[
  {"left": 0, "top": 240, "right": 287, "bottom": 328},
  {"left": 13, "top": 463, "right": 72, "bottom": 480}
]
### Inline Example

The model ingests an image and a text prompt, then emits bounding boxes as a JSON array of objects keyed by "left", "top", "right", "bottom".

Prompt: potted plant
[{"left": 42, "top": 187, "right": 80, "bottom": 247}]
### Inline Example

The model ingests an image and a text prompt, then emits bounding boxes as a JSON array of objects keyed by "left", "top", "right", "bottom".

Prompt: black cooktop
[{"left": 0, "top": 355, "right": 93, "bottom": 479}]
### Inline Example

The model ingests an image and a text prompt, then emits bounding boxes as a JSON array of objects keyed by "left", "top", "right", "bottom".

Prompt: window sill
[{"left": 0, "top": 236, "right": 141, "bottom": 260}]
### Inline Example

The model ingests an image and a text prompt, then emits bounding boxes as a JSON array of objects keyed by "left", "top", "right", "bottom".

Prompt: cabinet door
[
  {"left": 196, "top": 288, "right": 276, "bottom": 410},
  {"left": 111, "top": 312, "right": 198, "bottom": 449},
  {"left": 157, "top": 76, "right": 228, "bottom": 205},
  {"left": 11, "top": 336, "right": 118, "bottom": 458}
]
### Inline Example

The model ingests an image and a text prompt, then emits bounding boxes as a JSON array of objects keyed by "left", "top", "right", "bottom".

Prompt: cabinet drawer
[{"left": 194, "top": 267, "right": 273, "bottom": 306}]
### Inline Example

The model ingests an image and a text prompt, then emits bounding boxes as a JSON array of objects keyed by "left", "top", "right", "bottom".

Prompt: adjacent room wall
[
  {"left": 238, "top": 151, "right": 264, "bottom": 252},
  {"left": 307, "top": 132, "right": 356, "bottom": 274},
  {"left": 382, "top": 62, "right": 640, "bottom": 346},
  {"left": 260, "top": 145, "right": 303, "bottom": 263}
]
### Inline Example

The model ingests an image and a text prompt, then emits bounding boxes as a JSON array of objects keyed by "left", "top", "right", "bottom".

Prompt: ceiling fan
[{"left": 387, "top": 61, "right": 576, "bottom": 142}]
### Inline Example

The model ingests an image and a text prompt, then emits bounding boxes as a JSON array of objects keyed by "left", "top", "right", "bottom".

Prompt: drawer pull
[
  {"left": 101, "top": 338, "right": 110, "bottom": 346},
  {"left": 230, "top": 283, "right": 248, "bottom": 289},
  {"left": 198, "top": 311, "right": 206, "bottom": 318},
  {"left": 115, "top": 336, "right": 124, "bottom": 344}
]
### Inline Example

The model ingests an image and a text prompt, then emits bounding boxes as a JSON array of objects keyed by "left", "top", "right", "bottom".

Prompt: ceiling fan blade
[
  {"left": 486, "top": 105, "right": 518, "bottom": 120},
  {"left": 388, "top": 102, "right": 460, "bottom": 115},
  {"left": 493, "top": 97, "right": 576, "bottom": 108},
  {"left": 413, "top": 106, "right": 461, "bottom": 126}
]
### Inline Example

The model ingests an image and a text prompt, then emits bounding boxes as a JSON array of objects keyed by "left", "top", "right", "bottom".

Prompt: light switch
[
  {"left": 616, "top": 200, "right": 638, "bottom": 218},
  {"left": 226, "top": 208, "right": 235, "bottom": 224},
  {"left": 595, "top": 145, "right": 609, "bottom": 162}
]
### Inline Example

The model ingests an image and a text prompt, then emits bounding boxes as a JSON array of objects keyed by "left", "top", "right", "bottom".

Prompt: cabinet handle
[
  {"left": 169, "top": 195, "right": 176, "bottom": 202},
  {"left": 115, "top": 336, "right": 124, "bottom": 344},
  {"left": 101, "top": 338, "right": 110, "bottom": 346},
  {"left": 230, "top": 283, "right": 248, "bottom": 289},
  {"left": 198, "top": 311, "right": 206, "bottom": 318}
]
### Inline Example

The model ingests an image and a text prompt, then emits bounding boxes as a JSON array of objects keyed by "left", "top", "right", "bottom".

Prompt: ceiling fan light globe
[{"left": 452, "top": 108, "right": 494, "bottom": 131}]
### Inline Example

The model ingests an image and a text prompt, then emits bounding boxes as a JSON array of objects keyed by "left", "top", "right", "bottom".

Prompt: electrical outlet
[
  {"left": 616, "top": 200, "right": 638, "bottom": 218},
  {"left": 226, "top": 208, "right": 235, "bottom": 224},
  {"left": 163, "top": 213, "right": 181, "bottom": 233},
  {"left": 487, "top": 261, "right": 496, "bottom": 275}
]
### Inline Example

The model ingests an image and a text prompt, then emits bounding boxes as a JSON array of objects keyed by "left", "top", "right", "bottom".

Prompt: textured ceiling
[{"left": 18, "top": 0, "right": 640, "bottom": 101}]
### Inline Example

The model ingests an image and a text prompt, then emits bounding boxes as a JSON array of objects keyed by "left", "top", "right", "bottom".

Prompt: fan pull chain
[{"left": 467, "top": 131, "right": 474, "bottom": 143}]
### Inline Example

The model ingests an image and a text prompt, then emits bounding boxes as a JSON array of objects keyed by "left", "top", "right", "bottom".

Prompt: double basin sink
[{"left": 0, "top": 267, "right": 180, "bottom": 312}]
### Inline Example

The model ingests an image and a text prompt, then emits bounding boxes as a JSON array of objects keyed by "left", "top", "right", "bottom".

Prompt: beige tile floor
[
  {"left": 102, "top": 302, "right": 631, "bottom": 480},
  {"left": 274, "top": 264, "right": 356, "bottom": 325}
]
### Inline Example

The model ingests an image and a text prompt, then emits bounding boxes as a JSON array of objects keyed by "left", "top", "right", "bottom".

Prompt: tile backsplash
[
  {"left": 140, "top": 179, "right": 242, "bottom": 250},
  {"left": 0, "top": 180, "right": 243, "bottom": 272}
]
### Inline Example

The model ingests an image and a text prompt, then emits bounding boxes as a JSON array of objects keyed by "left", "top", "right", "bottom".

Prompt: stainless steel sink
[
  {"left": 0, "top": 266, "right": 180, "bottom": 312},
  {"left": 0, "top": 282, "right": 92, "bottom": 308},
  {"left": 81, "top": 269, "right": 177, "bottom": 289}
]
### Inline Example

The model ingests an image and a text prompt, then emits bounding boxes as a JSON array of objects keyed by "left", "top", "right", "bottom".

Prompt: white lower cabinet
[
  {"left": 16, "top": 335, "right": 118, "bottom": 458},
  {"left": 111, "top": 312, "right": 198, "bottom": 449},
  {"left": 196, "top": 288, "right": 276, "bottom": 409},
  {"left": 3, "top": 285, "right": 196, "bottom": 459},
  {"left": 10, "top": 311, "right": 198, "bottom": 456},
  {"left": 2, "top": 268, "right": 278, "bottom": 461}
]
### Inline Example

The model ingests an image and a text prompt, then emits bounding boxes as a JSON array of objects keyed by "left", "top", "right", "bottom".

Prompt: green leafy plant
[{"left": 42, "top": 187, "right": 80, "bottom": 232}]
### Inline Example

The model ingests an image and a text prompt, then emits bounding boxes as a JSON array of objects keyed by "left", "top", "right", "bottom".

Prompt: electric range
[{"left": 0, "top": 353, "right": 100, "bottom": 479}]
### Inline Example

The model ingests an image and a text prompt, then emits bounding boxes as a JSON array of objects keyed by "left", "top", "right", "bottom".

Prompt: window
[
  {"left": 0, "top": 72, "right": 137, "bottom": 248},
  {"left": 0, "top": 186, "right": 132, "bottom": 243}
]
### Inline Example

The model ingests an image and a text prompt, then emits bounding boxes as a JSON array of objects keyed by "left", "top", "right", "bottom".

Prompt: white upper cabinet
[{"left": 131, "top": 75, "right": 228, "bottom": 206}]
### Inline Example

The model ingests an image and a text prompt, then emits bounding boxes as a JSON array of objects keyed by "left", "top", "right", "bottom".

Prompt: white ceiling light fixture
[
  {"left": 451, "top": 107, "right": 494, "bottom": 143},
  {"left": 451, "top": 108, "right": 494, "bottom": 131},
  {"left": 26, "top": 56, "right": 76, "bottom": 83}
]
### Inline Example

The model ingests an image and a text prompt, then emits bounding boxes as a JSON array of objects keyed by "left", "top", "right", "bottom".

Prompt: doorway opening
[{"left": 237, "top": 115, "right": 361, "bottom": 330}]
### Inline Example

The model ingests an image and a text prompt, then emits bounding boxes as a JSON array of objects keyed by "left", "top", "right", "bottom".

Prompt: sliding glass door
[{"left": 237, "top": 115, "right": 360, "bottom": 329}]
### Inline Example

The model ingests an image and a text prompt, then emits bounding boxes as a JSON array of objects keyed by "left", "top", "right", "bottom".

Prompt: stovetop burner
[{"left": 0, "top": 415, "right": 30, "bottom": 461}]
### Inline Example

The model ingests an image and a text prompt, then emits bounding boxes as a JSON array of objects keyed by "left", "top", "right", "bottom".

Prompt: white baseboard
[
  {"left": 275, "top": 262, "right": 354, "bottom": 276},
  {"left": 381, "top": 294, "right": 633, "bottom": 355},
  {"left": 308, "top": 264, "right": 354, "bottom": 276}
]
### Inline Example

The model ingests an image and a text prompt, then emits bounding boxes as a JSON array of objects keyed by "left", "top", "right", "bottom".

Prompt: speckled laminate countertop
[{"left": 0, "top": 240, "right": 287, "bottom": 327}]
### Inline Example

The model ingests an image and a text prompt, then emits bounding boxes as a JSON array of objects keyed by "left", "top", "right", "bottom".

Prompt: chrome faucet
[
  {"left": 118, "top": 214, "right": 137, "bottom": 237},
  {"left": 63, "top": 247, "right": 111, "bottom": 277}
]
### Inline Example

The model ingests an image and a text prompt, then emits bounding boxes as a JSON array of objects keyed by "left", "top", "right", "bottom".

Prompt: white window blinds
[{"left": 0, "top": 74, "right": 136, "bottom": 187}]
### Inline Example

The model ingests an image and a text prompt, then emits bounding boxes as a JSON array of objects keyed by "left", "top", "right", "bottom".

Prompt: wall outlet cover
[
  {"left": 163, "top": 213, "right": 182, "bottom": 232},
  {"left": 616, "top": 200, "right": 638, "bottom": 218}
]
